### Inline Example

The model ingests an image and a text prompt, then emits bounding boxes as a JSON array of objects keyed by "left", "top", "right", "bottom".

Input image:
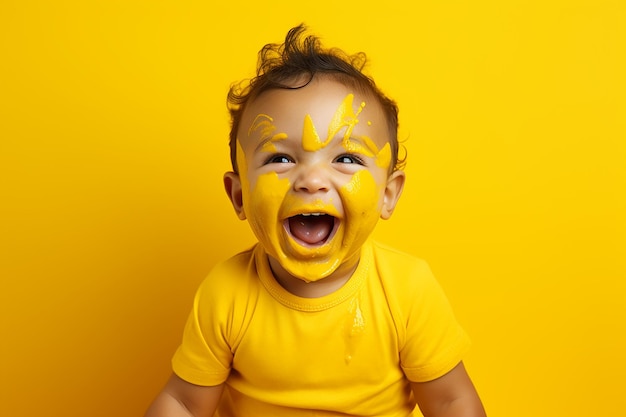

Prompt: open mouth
[{"left": 286, "top": 213, "right": 337, "bottom": 246}]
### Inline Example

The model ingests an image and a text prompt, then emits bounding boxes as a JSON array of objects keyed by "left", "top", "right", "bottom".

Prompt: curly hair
[{"left": 227, "top": 24, "right": 404, "bottom": 173}]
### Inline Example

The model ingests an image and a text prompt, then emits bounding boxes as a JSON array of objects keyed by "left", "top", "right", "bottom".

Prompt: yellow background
[{"left": 1, "top": 1, "right": 624, "bottom": 416}]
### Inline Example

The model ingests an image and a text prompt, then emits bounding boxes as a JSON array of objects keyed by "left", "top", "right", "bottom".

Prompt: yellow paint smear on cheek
[
  {"left": 343, "top": 170, "right": 378, "bottom": 203},
  {"left": 237, "top": 140, "right": 292, "bottom": 260},
  {"left": 340, "top": 170, "right": 382, "bottom": 247},
  {"left": 251, "top": 171, "right": 290, "bottom": 241}
]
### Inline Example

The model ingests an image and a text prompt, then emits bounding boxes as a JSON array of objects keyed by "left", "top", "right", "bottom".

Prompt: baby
[{"left": 145, "top": 24, "right": 486, "bottom": 417}]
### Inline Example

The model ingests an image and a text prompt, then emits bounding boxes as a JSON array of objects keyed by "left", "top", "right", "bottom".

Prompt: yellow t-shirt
[{"left": 172, "top": 240, "right": 470, "bottom": 417}]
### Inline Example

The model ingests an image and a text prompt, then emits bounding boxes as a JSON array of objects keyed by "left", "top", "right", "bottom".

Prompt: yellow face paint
[
  {"left": 302, "top": 94, "right": 391, "bottom": 170},
  {"left": 302, "top": 93, "right": 364, "bottom": 152},
  {"left": 248, "top": 114, "right": 288, "bottom": 153},
  {"left": 237, "top": 91, "right": 393, "bottom": 282}
]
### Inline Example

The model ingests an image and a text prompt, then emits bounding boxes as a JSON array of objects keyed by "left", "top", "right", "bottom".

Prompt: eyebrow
[
  {"left": 248, "top": 114, "right": 288, "bottom": 152},
  {"left": 255, "top": 133, "right": 288, "bottom": 153},
  {"left": 342, "top": 134, "right": 382, "bottom": 158}
]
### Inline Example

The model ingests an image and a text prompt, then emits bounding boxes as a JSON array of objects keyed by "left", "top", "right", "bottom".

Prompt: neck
[{"left": 268, "top": 255, "right": 359, "bottom": 298}]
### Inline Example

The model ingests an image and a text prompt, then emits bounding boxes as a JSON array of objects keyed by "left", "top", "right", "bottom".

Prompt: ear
[
  {"left": 380, "top": 170, "right": 405, "bottom": 220},
  {"left": 223, "top": 171, "right": 246, "bottom": 220}
]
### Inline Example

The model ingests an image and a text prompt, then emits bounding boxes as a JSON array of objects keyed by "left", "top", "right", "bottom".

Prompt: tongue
[{"left": 289, "top": 215, "right": 334, "bottom": 245}]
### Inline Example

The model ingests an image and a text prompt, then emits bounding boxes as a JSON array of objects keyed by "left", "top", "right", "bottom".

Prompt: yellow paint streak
[
  {"left": 237, "top": 139, "right": 289, "bottom": 263},
  {"left": 301, "top": 94, "right": 364, "bottom": 152},
  {"left": 344, "top": 296, "right": 366, "bottom": 364},
  {"left": 248, "top": 113, "right": 288, "bottom": 153},
  {"left": 248, "top": 114, "right": 276, "bottom": 139},
  {"left": 302, "top": 114, "right": 323, "bottom": 151},
  {"left": 339, "top": 170, "right": 382, "bottom": 251},
  {"left": 300, "top": 94, "right": 391, "bottom": 169},
  {"left": 327, "top": 95, "right": 365, "bottom": 148},
  {"left": 260, "top": 133, "right": 287, "bottom": 153},
  {"left": 235, "top": 140, "right": 250, "bottom": 194},
  {"left": 375, "top": 142, "right": 391, "bottom": 170},
  {"left": 342, "top": 135, "right": 380, "bottom": 158}
]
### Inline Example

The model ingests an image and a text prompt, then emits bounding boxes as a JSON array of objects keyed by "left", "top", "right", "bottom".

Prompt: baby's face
[{"left": 228, "top": 77, "right": 404, "bottom": 283}]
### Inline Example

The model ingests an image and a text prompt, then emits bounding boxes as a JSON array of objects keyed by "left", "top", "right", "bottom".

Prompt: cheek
[
  {"left": 340, "top": 170, "right": 384, "bottom": 217},
  {"left": 236, "top": 141, "right": 290, "bottom": 226},
  {"left": 246, "top": 172, "right": 290, "bottom": 231}
]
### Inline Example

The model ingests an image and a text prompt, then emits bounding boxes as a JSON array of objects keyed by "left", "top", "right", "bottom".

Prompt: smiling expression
[{"left": 226, "top": 77, "right": 404, "bottom": 283}]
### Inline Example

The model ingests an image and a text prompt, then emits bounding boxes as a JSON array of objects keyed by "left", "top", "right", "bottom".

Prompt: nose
[{"left": 293, "top": 164, "right": 330, "bottom": 193}]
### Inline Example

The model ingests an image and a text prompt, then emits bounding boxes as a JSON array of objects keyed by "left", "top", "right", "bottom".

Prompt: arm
[
  {"left": 411, "top": 362, "right": 486, "bottom": 417},
  {"left": 144, "top": 373, "right": 224, "bottom": 417}
]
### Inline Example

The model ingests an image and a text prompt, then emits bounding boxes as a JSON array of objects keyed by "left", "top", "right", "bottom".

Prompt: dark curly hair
[{"left": 227, "top": 24, "right": 405, "bottom": 173}]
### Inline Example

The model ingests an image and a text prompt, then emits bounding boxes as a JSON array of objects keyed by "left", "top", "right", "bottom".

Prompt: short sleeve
[
  {"left": 171, "top": 249, "right": 257, "bottom": 386},
  {"left": 398, "top": 259, "right": 471, "bottom": 382},
  {"left": 171, "top": 284, "right": 232, "bottom": 386}
]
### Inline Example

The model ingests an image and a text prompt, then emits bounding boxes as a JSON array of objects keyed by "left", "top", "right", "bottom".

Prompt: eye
[
  {"left": 334, "top": 154, "right": 365, "bottom": 165},
  {"left": 265, "top": 154, "right": 294, "bottom": 164}
]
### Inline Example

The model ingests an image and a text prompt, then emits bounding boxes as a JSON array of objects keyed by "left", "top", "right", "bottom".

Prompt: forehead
[{"left": 239, "top": 77, "right": 390, "bottom": 146}]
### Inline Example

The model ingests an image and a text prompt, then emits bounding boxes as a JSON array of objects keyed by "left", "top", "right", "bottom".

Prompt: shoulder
[
  {"left": 188, "top": 245, "right": 264, "bottom": 346},
  {"left": 193, "top": 245, "right": 261, "bottom": 307},
  {"left": 201, "top": 245, "right": 256, "bottom": 284},
  {"left": 367, "top": 240, "right": 452, "bottom": 320},
  {"left": 369, "top": 240, "right": 435, "bottom": 287},
  {"left": 368, "top": 242, "right": 471, "bottom": 379}
]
